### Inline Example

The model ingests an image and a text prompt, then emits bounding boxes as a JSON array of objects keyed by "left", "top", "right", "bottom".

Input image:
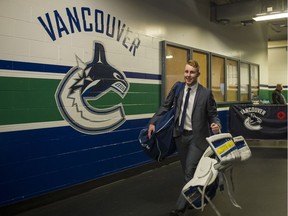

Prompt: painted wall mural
[
  {"left": 55, "top": 42, "right": 130, "bottom": 134},
  {"left": 37, "top": 7, "right": 141, "bottom": 57},
  {"left": 0, "top": 2, "right": 158, "bottom": 207}
]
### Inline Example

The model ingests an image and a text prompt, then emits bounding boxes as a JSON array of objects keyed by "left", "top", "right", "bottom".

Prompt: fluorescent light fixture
[
  {"left": 166, "top": 55, "right": 173, "bottom": 59},
  {"left": 253, "top": 12, "right": 288, "bottom": 21}
]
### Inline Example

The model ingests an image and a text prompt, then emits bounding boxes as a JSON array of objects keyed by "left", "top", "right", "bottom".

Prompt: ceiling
[{"left": 210, "top": 0, "right": 287, "bottom": 41}]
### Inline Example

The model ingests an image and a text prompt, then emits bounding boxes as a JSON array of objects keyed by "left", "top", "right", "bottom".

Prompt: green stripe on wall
[
  {"left": 0, "top": 77, "right": 161, "bottom": 125},
  {"left": 260, "top": 89, "right": 287, "bottom": 102},
  {"left": 88, "top": 84, "right": 161, "bottom": 114}
]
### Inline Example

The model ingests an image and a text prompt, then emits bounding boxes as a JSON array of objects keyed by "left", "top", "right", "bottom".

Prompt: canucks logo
[
  {"left": 55, "top": 42, "right": 129, "bottom": 134},
  {"left": 240, "top": 107, "right": 266, "bottom": 131},
  {"left": 244, "top": 113, "right": 262, "bottom": 131}
]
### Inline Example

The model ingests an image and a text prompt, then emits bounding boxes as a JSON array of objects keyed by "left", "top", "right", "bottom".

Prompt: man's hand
[
  {"left": 148, "top": 124, "right": 155, "bottom": 140},
  {"left": 210, "top": 123, "right": 221, "bottom": 134}
]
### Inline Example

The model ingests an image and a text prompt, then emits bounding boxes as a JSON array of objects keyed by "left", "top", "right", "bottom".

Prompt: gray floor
[{"left": 14, "top": 146, "right": 287, "bottom": 216}]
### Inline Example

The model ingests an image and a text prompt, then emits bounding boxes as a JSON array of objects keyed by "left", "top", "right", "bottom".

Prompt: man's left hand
[{"left": 210, "top": 123, "right": 221, "bottom": 134}]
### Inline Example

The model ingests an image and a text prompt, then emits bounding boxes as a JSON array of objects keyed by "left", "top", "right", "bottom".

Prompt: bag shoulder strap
[{"left": 174, "top": 82, "right": 184, "bottom": 97}]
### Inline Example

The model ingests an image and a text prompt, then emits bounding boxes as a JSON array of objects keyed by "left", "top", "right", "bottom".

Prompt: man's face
[
  {"left": 277, "top": 85, "right": 283, "bottom": 91},
  {"left": 184, "top": 64, "right": 199, "bottom": 86}
]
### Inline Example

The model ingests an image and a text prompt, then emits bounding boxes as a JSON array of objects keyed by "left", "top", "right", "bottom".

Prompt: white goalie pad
[
  {"left": 182, "top": 134, "right": 251, "bottom": 215},
  {"left": 233, "top": 136, "right": 252, "bottom": 161},
  {"left": 206, "top": 133, "right": 241, "bottom": 166},
  {"left": 182, "top": 147, "right": 219, "bottom": 210}
]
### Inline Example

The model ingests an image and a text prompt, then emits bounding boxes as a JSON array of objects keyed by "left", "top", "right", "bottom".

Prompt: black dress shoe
[{"left": 169, "top": 209, "right": 185, "bottom": 216}]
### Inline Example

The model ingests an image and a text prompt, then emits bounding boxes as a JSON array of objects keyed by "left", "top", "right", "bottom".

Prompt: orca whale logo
[
  {"left": 244, "top": 113, "right": 262, "bottom": 131},
  {"left": 55, "top": 42, "right": 129, "bottom": 134}
]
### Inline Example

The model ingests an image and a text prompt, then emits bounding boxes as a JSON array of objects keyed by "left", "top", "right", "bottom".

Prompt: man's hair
[{"left": 187, "top": 60, "right": 200, "bottom": 72}]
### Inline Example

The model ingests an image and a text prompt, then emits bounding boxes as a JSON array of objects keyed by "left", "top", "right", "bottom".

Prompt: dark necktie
[{"left": 179, "top": 87, "right": 191, "bottom": 133}]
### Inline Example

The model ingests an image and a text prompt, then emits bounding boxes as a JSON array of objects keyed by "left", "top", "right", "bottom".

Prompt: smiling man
[{"left": 148, "top": 59, "right": 221, "bottom": 216}]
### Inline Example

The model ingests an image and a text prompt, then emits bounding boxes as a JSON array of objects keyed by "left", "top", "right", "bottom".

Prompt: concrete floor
[{"left": 12, "top": 145, "right": 287, "bottom": 216}]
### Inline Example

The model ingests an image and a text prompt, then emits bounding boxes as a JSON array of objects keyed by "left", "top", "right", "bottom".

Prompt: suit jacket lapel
[
  {"left": 192, "top": 84, "right": 202, "bottom": 116},
  {"left": 175, "top": 82, "right": 185, "bottom": 120}
]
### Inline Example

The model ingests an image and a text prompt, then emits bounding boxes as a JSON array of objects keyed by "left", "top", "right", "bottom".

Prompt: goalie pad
[
  {"left": 233, "top": 136, "right": 252, "bottom": 161},
  {"left": 182, "top": 147, "right": 219, "bottom": 210},
  {"left": 182, "top": 134, "right": 251, "bottom": 215},
  {"left": 206, "top": 133, "right": 241, "bottom": 167}
]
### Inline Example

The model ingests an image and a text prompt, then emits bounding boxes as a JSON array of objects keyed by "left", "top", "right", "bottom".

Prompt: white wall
[
  {"left": 268, "top": 41, "right": 288, "bottom": 86},
  {"left": 0, "top": 0, "right": 269, "bottom": 81},
  {"left": 108, "top": 0, "right": 269, "bottom": 83}
]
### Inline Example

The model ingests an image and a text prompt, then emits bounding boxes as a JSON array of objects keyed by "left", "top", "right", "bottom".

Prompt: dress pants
[{"left": 174, "top": 133, "right": 205, "bottom": 211}]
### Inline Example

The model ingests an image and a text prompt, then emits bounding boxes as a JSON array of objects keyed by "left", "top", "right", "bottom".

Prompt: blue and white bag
[{"left": 138, "top": 82, "right": 183, "bottom": 161}]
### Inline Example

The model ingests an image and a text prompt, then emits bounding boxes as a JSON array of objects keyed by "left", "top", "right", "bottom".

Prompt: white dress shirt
[{"left": 179, "top": 83, "right": 198, "bottom": 131}]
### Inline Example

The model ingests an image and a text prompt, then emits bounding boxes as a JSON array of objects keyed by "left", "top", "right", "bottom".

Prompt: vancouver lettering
[
  {"left": 37, "top": 7, "right": 141, "bottom": 56},
  {"left": 240, "top": 107, "right": 266, "bottom": 116}
]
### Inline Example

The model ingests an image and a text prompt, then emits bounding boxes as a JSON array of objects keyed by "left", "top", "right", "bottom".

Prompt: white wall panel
[
  {"left": 268, "top": 47, "right": 288, "bottom": 85},
  {"left": 0, "top": 17, "right": 16, "bottom": 36},
  {"left": 0, "top": 0, "right": 270, "bottom": 77},
  {"left": 0, "top": 0, "right": 31, "bottom": 22},
  {"left": 30, "top": 40, "right": 59, "bottom": 60},
  {"left": 0, "top": 0, "right": 282, "bottom": 86},
  {"left": 15, "top": 21, "right": 44, "bottom": 41},
  {"left": 0, "top": 36, "right": 30, "bottom": 57}
]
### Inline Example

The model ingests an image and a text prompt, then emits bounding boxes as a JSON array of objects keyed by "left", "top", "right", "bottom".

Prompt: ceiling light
[{"left": 253, "top": 12, "right": 288, "bottom": 21}]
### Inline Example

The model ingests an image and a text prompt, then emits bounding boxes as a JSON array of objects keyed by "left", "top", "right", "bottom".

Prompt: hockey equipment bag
[{"left": 138, "top": 82, "right": 184, "bottom": 161}]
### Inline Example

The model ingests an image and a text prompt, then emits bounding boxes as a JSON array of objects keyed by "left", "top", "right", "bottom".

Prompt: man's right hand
[{"left": 148, "top": 124, "right": 155, "bottom": 140}]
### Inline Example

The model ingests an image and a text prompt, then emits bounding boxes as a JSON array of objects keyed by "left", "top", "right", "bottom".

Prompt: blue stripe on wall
[
  {"left": 0, "top": 109, "right": 230, "bottom": 207},
  {"left": 123, "top": 71, "right": 161, "bottom": 80},
  {"left": 0, "top": 60, "right": 161, "bottom": 80},
  {"left": 0, "top": 118, "right": 151, "bottom": 206},
  {"left": 0, "top": 59, "right": 71, "bottom": 73},
  {"left": 259, "top": 84, "right": 287, "bottom": 89}
]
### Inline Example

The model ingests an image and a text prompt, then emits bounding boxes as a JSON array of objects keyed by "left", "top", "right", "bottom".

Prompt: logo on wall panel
[
  {"left": 55, "top": 42, "right": 129, "bottom": 134},
  {"left": 240, "top": 107, "right": 266, "bottom": 131}
]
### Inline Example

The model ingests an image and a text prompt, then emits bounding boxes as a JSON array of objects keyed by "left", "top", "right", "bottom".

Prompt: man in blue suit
[{"left": 148, "top": 59, "right": 221, "bottom": 216}]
